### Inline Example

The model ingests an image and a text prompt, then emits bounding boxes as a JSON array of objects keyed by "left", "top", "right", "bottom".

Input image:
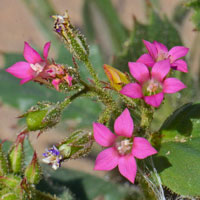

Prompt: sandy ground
[{"left": 0, "top": 0, "right": 198, "bottom": 175}]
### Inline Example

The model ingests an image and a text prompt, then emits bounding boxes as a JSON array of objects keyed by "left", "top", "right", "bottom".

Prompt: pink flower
[
  {"left": 6, "top": 42, "right": 51, "bottom": 84},
  {"left": 120, "top": 60, "right": 186, "bottom": 107},
  {"left": 93, "top": 108, "right": 157, "bottom": 183},
  {"left": 137, "top": 40, "right": 189, "bottom": 73}
]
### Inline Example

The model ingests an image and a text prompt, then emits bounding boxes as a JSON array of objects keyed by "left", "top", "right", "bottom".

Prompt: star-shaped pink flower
[
  {"left": 6, "top": 42, "right": 51, "bottom": 84},
  {"left": 137, "top": 40, "right": 189, "bottom": 73},
  {"left": 93, "top": 108, "right": 157, "bottom": 183},
  {"left": 120, "top": 60, "right": 186, "bottom": 107}
]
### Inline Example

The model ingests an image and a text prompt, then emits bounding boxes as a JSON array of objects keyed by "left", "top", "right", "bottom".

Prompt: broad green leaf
[
  {"left": 160, "top": 103, "right": 200, "bottom": 142},
  {"left": 37, "top": 164, "right": 142, "bottom": 200},
  {"left": 154, "top": 138, "right": 200, "bottom": 196},
  {"left": 153, "top": 103, "right": 200, "bottom": 196}
]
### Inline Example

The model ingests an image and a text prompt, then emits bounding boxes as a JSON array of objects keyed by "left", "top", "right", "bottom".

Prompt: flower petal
[
  {"left": 151, "top": 60, "right": 170, "bottom": 82},
  {"left": 144, "top": 92, "right": 164, "bottom": 107},
  {"left": 52, "top": 79, "right": 61, "bottom": 91},
  {"left": 171, "top": 59, "right": 188, "bottom": 73},
  {"left": 6, "top": 61, "right": 34, "bottom": 79},
  {"left": 120, "top": 83, "right": 143, "bottom": 99},
  {"left": 93, "top": 122, "right": 116, "bottom": 147},
  {"left": 128, "top": 62, "right": 150, "bottom": 83},
  {"left": 20, "top": 77, "right": 34, "bottom": 84},
  {"left": 94, "top": 147, "right": 119, "bottom": 171},
  {"left": 132, "top": 137, "right": 157, "bottom": 159},
  {"left": 137, "top": 53, "right": 154, "bottom": 67},
  {"left": 43, "top": 42, "right": 51, "bottom": 60},
  {"left": 163, "top": 78, "right": 186, "bottom": 94},
  {"left": 118, "top": 155, "right": 137, "bottom": 183},
  {"left": 153, "top": 41, "right": 168, "bottom": 52},
  {"left": 143, "top": 40, "right": 157, "bottom": 59},
  {"left": 114, "top": 108, "right": 133, "bottom": 138},
  {"left": 23, "top": 42, "right": 43, "bottom": 64},
  {"left": 168, "top": 46, "right": 189, "bottom": 62}
]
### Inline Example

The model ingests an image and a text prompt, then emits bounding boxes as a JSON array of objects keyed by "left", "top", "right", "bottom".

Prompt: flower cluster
[
  {"left": 119, "top": 40, "right": 188, "bottom": 107},
  {"left": 6, "top": 42, "right": 73, "bottom": 91}
]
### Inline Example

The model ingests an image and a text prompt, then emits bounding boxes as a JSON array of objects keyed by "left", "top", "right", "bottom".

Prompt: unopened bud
[
  {"left": 8, "top": 134, "right": 25, "bottom": 174},
  {"left": 0, "top": 144, "right": 8, "bottom": 176},
  {"left": 53, "top": 11, "right": 89, "bottom": 62},
  {"left": 24, "top": 152, "right": 42, "bottom": 184},
  {"left": 22, "top": 101, "right": 62, "bottom": 131},
  {"left": 104, "top": 64, "right": 129, "bottom": 91},
  {"left": 58, "top": 130, "right": 93, "bottom": 160}
]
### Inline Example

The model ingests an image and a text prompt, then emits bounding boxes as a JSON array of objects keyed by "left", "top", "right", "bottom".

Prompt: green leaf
[
  {"left": 160, "top": 103, "right": 200, "bottom": 142},
  {"left": 37, "top": 165, "right": 142, "bottom": 200},
  {"left": 154, "top": 138, "right": 200, "bottom": 196},
  {"left": 83, "top": 0, "right": 128, "bottom": 55},
  {"left": 153, "top": 103, "right": 200, "bottom": 196}
]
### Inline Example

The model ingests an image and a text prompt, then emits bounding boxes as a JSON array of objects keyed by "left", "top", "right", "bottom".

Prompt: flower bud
[
  {"left": 24, "top": 152, "right": 42, "bottom": 184},
  {"left": 0, "top": 144, "right": 8, "bottom": 176},
  {"left": 8, "top": 134, "right": 25, "bottom": 174},
  {"left": 52, "top": 11, "right": 89, "bottom": 62},
  {"left": 58, "top": 130, "right": 93, "bottom": 159},
  {"left": 103, "top": 64, "right": 129, "bottom": 91},
  {"left": 22, "top": 101, "right": 62, "bottom": 131}
]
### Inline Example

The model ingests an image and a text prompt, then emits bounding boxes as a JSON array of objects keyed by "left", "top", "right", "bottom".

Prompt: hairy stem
[
  {"left": 60, "top": 87, "right": 89, "bottom": 110},
  {"left": 84, "top": 60, "right": 101, "bottom": 88}
]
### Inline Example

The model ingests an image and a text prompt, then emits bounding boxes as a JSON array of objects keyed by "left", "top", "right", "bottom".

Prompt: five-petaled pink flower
[
  {"left": 137, "top": 40, "right": 189, "bottom": 73},
  {"left": 93, "top": 108, "right": 157, "bottom": 183},
  {"left": 6, "top": 42, "right": 51, "bottom": 84},
  {"left": 120, "top": 60, "right": 186, "bottom": 107}
]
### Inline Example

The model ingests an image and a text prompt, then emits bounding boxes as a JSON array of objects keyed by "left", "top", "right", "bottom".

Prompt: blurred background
[{"left": 0, "top": 0, "right": 199, "bottom": 176}]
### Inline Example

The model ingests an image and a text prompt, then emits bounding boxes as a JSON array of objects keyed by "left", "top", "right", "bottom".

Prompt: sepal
[
  {"left": 0, "top": 143, "right": 8, "bottom": 176},
  {"left": 8, "top": 134, "right": 25, "bottom": 174},
  {"left": 24, "top": 152, "right": 42, "bottom": 184}
]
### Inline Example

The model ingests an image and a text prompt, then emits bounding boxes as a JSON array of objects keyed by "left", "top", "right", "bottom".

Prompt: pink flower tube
[{"left": 93, "top": 108, "right": 157, "bottom": 183}]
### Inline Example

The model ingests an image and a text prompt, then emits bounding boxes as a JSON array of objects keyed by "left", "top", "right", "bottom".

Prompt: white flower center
[
  {"left": 146, "top": 80, "right": 159, "bottom": 93},
  {"left": 143, "top": 79, "right": 163, "bottom": 96},
  {"left": 115, "top": 139, "right": 132, "bottom": 155},
  {"left": 30, "top": 62, "right": 45, "bottom": 74}
]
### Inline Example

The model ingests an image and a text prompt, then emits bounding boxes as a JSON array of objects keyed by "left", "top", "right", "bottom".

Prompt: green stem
[
  {"left": 140, "top": 102, "right": 154, "bottom": 131},
  {"left": 60, "top": 87, "right": 89, "bottom": 110},
  {"left": 84, "top": 60, "right": 101, "bottom": 88}
]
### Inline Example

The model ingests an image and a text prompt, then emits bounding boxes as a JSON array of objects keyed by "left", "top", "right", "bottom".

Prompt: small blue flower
[{"left": 42, "top": 146, "right": 63, "bottom": 170}]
